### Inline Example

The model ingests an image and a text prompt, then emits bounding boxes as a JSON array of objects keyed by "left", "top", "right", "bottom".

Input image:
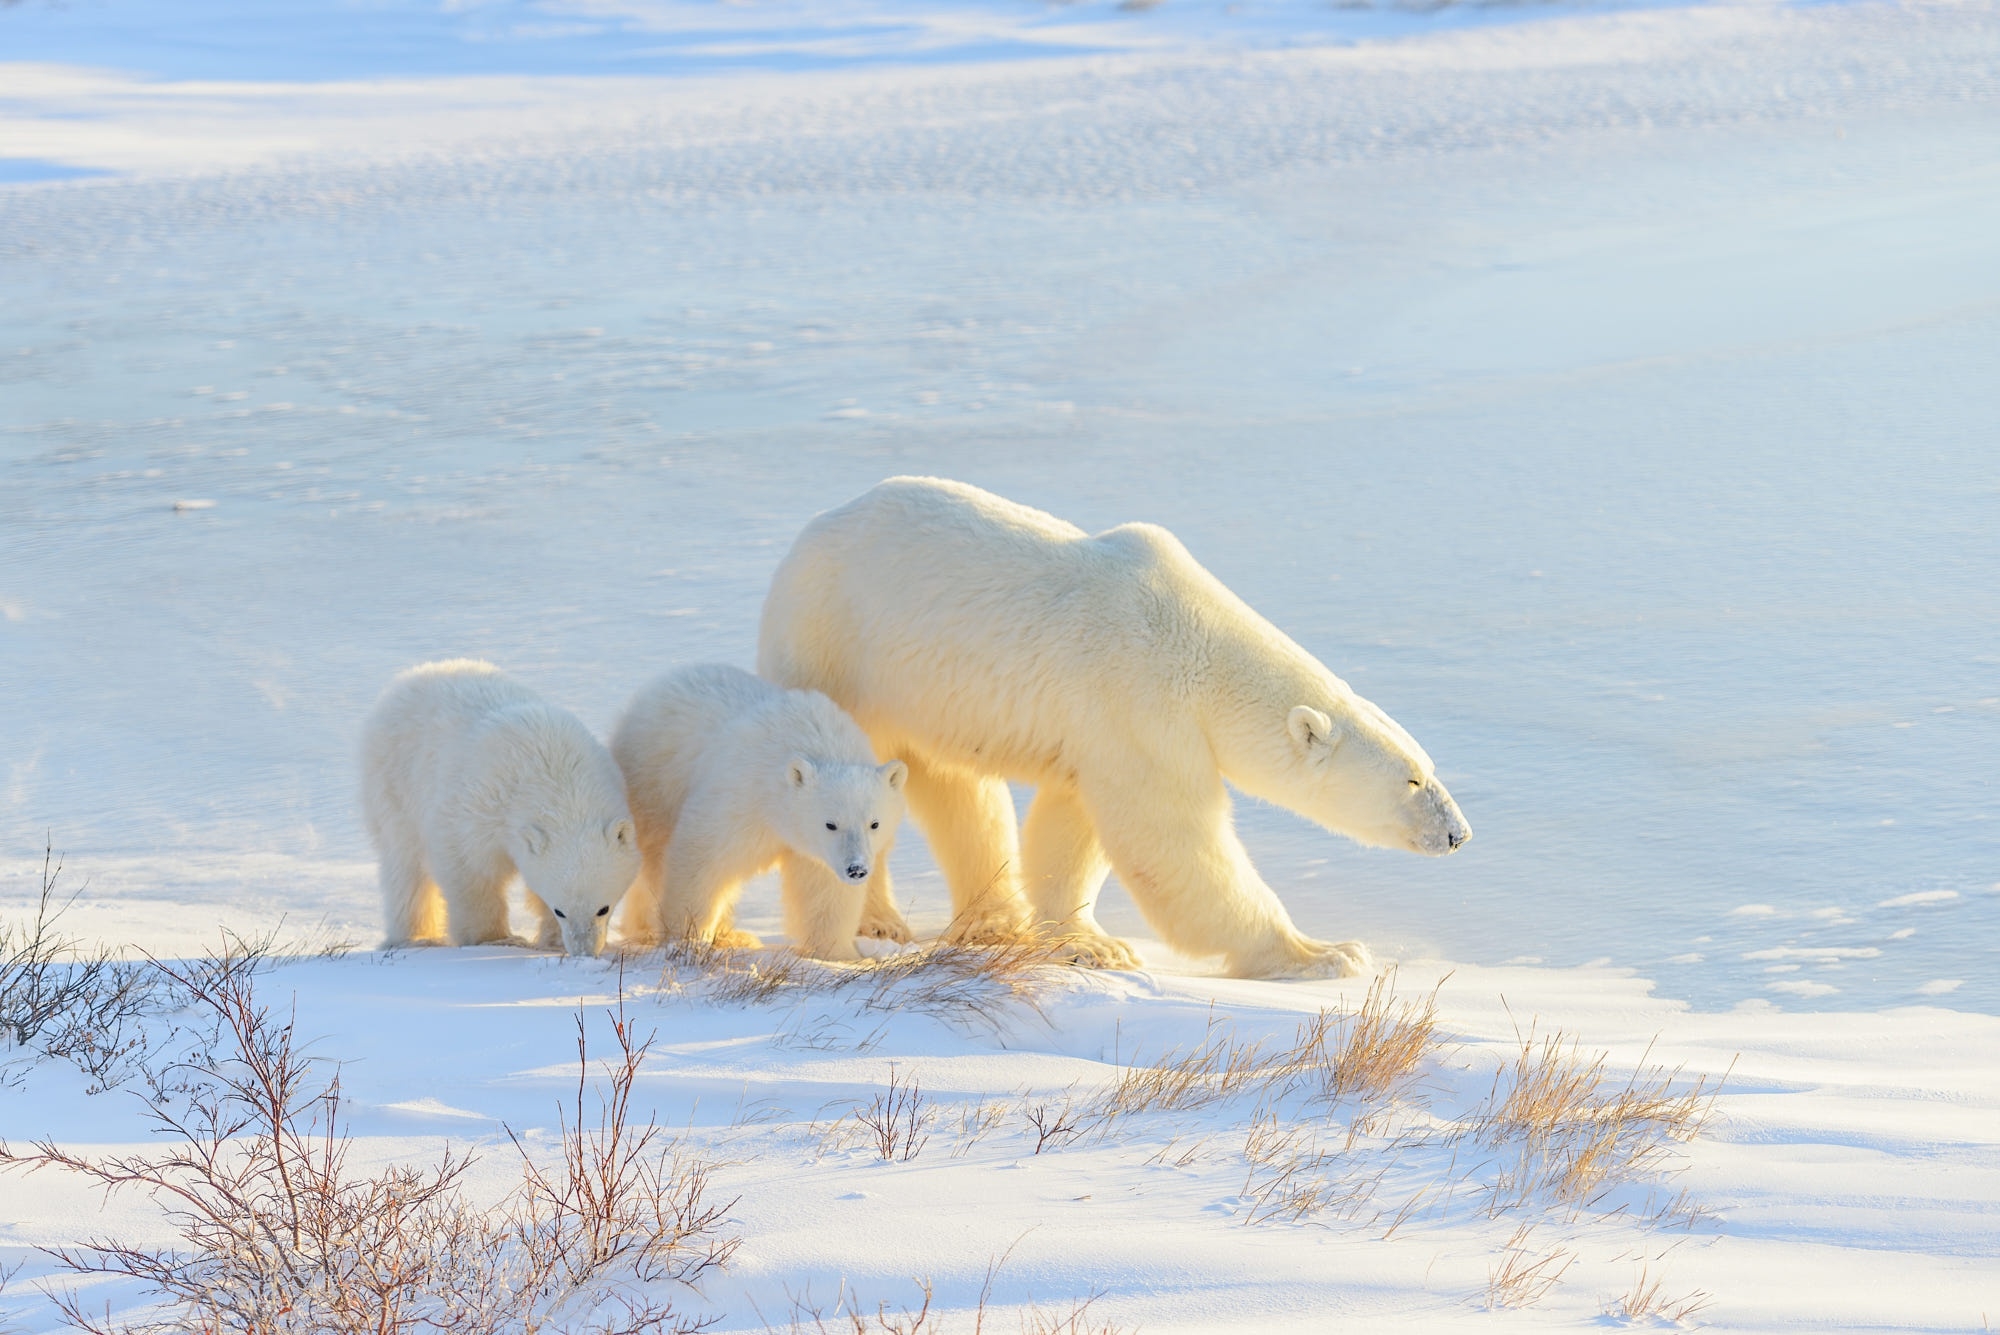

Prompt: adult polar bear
[{"left": 758, "top": 477, "right": 1470, "bottom": 978}]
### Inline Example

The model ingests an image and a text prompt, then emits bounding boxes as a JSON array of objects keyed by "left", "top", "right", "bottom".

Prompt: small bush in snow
[{"left": 1, "top": 959, "right": 735, "bottom": 1335}]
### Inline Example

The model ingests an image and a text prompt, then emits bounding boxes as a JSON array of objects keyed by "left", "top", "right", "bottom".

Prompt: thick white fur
[
  {"left": 611, "top": 665, "right": 909, "bottom": 961},
  {"left": 361, "top": 660, "right": 639, "bottom": 957},
  {"left": 757, "top": 477, "right": 1471, "bottom": 979}
]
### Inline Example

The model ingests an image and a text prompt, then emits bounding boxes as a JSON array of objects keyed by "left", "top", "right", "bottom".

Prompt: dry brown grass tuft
[
  {"left": 1089, "top": 1020, "right": 1271, "bottom": 1123},
  {"left": 2, "top": 959, "right": 735, "bottom": 1335},
  {"left": 765, "top": 1267, "right": 1131, "bottom": 1335},
  {"left": 658, "top": 933, "right": 1077, "bottom": 1036},
  {"left": 1484, "top": 1222, "right": 1576, "bottom": 1310},
  {"left": 1474, "top": 1029, "right": 1723, "bottom": 1217},
  {"left": 1236, "top": 1108, "right": 1396, "bottom": 1227},
  {"left": 1605, "top": 1262, "right": 1713, "bottom": 1325},
  {"left": 1279, "top": 969, "right": 1443, "bottom": 1108}
]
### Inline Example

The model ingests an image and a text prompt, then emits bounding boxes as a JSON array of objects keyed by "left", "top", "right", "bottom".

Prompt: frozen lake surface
[{"left": 3, "top": 0, "right": 1998, "bottom": 1014}]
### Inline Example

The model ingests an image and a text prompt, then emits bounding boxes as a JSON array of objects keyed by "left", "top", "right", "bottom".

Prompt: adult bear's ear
[
  {"left": 880, "top": 759, "right": 909, "bottom": 791},
  {"left": 522, "top": 823, "right": 551, "bottom": 856},
  {"left": 607, "top": 818, "right": 635, "bottom": 849},
  {"left": 788, "top": 758, "right": 818, "bottom": 788},
  {"left": 1287, "top": 705, "right": 1338, "bottom": 757}
]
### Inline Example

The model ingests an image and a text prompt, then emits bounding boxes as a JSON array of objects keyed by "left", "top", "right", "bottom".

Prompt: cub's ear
[
  {"left": 521, "top": 823, "right": 551, "bottom": 857},
  {"left": 1287, "top": 705, "right": 1338, "bottom": 755},
  {"left": 879, "top": 759, "right": 909, "bottom": 792},
  {"left": 607, "top": 818, "right": 635, "bottom": 849},
  {"left": 788, "top": 757, "right": 818, "bottom": 789}
]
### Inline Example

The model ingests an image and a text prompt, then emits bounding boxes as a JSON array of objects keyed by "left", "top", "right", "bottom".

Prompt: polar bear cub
[
  {"left": 361, "top": 659, "right": 639, "bottom": 957},
  {"left": 611, "top": 664, "right": 908, "bottom": 961}
]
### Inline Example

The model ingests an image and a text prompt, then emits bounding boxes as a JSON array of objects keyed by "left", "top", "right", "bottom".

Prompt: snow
[{"left": 4, "top": 0, "right": 2000, "bottom": 1328}]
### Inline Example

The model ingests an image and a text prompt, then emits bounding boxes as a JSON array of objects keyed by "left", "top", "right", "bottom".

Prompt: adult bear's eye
[
  {"left": 826, "top": 822, "right": 838, "bottom": 831},
  {"left": 553, "top": 908, "right": 566, "bottom": 919},
  {"left": 595, "top": 906, "right": 610, "bottom": 917},
  {"left": 1408, "top": 779, "right": 1422, "bottom": 789},
  {"left": 870, "top": 821, "right": 879, "bottom": 830}
]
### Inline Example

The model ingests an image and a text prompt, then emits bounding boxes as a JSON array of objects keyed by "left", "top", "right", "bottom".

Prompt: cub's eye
[
  {"left": 595, "top": 906, "right": 610, "bottom": 917},
  {"left": 1408, "top": 779, "right": 1422, "bottom": 790},
  {"left": 552, "top": 908, "right": 567, "bottom": 919},
  {"left": 826, "top": 822, "right": 837, "bottom": 831},
  {"left": 870, "top": 821, "right": 879, "bottom": 830}
]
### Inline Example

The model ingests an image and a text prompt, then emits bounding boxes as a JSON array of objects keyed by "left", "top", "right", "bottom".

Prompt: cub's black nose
[
  {"left": 1447, "top": 829, "right": 1468, "bottom": 851},
  {"left": 845, "top": 863, "right": 869, "bottom": 881}
]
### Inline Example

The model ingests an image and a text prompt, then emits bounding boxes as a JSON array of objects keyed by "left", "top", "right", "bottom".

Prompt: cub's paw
[
  {"left": 857, "top": 908, "right": 915, "bottom": 944},
  {"left": 711, "top": 928, "right": 765, "bottom": 950},
  {"left": 1047, "top": 930, "right": 1142, "bottom": 971}
]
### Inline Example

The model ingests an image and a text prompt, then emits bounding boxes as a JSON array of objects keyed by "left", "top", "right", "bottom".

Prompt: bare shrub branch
[
  {"left": 1023, "top": 1093, "right": 1093, "bottom": 1155},
  {"left": 0, "top": 840, "right": 171, "bottom": 1093},
  {"left": 0, "top": 959, "right": 735, "bottom": 1334},
  {"left": 854, "top": 1064, "right": 931, "bottom": 1163}
]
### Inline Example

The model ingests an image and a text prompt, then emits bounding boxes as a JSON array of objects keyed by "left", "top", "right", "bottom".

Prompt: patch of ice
[
  {"left": 1767, "top": 978, "right": 1839, "bottom": 998},
  {"left": 1877, "top": 890, "right": 1959, "bottom": 908}
]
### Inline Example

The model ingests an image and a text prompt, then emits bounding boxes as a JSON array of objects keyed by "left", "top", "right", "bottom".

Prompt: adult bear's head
[{"left": 1280, "top": 694, "right": 1470, "bottom": 857}]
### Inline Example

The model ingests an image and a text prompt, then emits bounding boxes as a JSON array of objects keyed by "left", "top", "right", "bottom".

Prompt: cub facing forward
[
  {"left": 361, "top": 659, "right": 639, "bottom": 957},
  {"left": 612, "top": 664, "right": 908, "bottom": 960},
  {"left": 759, "top": 476, "right": 1471, "bottom": 979}
]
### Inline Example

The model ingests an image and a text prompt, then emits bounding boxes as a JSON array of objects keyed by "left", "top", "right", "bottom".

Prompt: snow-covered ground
[{"left": 4, "top": 0, "right": 2000, "bottom": 1328}]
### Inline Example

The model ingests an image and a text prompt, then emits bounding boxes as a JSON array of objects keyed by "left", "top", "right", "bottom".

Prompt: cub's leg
[
  {"left": 1083, "top": 771, "right": 1370, "bottom": 980},
  {"left": 376, "top": 830, "right": 446, "bottom": 947},
  {"left": 658, "top": 820, "right": 765, "bottom": 950},
  {"left": 856, "top": 846, "right": 913, "bottom": 943},
  {"left": 436, "top": 854, "right": 523, "bottom": 948},
  {"left": 780, "top": 853, "right": 866, "bottom": 962},
  {"left": 901, "top": 751, "right": 1030, "bottom": 941},
  {"left": 1021, "top": 783, "right": 1138, "bottom": 969},
  {"left": 523, "top": 888, "right": 561, "bottom": 949},
  {"left": 617, "top": 843, "right": 668, "bottom": 946}
]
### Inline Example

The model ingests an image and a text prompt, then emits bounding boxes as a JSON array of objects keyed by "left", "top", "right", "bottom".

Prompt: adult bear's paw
[
  {"left": 1048, "top": 929, "right": 1142, "bottom": 971},
  {"left": 857, "top": 906, "right": 915, "bottom": 943},
  {"left": 942, "top": 896, "right": 1035, "bottom": 947},
  {"left": 1232, "top": 934, "right": 1375, "bottom": 980}
]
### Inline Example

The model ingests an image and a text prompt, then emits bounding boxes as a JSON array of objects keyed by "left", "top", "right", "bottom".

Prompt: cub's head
[
  {"left": 1282, "top": 695, "right": 1470, "bottom": 857},
  {"left": 781, "top": 757, "right": 908, "bottom": 884},
  {"left": 514, "top": 817, "right": 641, "bottom": 957}
]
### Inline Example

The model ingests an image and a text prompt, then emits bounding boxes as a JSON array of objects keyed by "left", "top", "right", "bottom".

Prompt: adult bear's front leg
[{"left": 1085, "top": 771, "right": 1372, "bottom": 980}]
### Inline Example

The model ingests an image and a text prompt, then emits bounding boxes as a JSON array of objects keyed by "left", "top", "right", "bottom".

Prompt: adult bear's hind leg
[
  {"left": 902, "top": 752, "right": 1031, "bottom": 942},
  {"left": 1021, "top": 783, "right": 1137, "bottom": 969}
]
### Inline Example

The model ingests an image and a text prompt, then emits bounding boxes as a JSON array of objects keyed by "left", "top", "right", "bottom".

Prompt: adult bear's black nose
[{"left": 845, "top": 863, "right": 869, "bottom": 881}]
